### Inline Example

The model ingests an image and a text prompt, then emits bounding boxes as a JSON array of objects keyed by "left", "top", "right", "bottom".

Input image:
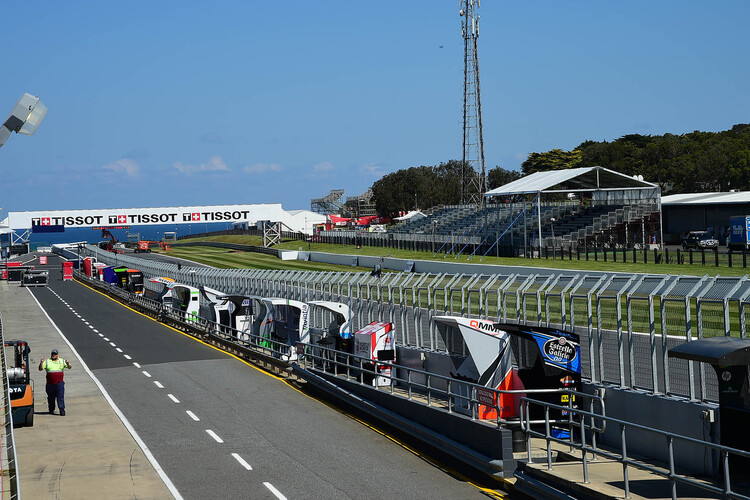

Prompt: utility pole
[{"left": 460, "top": 0, "right": 487, "bottom": 206}]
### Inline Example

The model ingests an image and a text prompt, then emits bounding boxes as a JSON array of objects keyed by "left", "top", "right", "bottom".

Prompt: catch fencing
[{"left": 74, "top": 246, "right": 750, "bottom": 403}]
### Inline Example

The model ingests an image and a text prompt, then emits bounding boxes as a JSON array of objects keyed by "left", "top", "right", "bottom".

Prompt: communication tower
[{"left": 460, "top": 0, "right": 486, "bottom": 206}]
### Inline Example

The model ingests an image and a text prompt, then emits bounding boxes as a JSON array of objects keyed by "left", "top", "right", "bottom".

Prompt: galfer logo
[{"left": 543, "top": 337, "right": 577, "bottom": 364}]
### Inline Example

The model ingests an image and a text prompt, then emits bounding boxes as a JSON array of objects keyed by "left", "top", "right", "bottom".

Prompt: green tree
[
  {"left": 487, "top": 166, "right": 522, "bottom": 190},
  {"left": 521, "top": 149, "right": 582, "bottom": 175}
]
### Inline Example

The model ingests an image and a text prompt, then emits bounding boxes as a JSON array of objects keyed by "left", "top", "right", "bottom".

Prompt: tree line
[
  {"left": 370, "top": 160, "right": 521, "bottom": 216},
  {"left": 521, "top": 123, "right": 750, "bottom": 193},
  {"left": 366, "top": 124, "right": 750, "bottom": 217}
]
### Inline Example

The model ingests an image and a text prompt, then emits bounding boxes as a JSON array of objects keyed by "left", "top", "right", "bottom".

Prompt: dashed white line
[
  {"left": 154, "top": 381, "right": 164, "bottom": 389},
  {"left": 264, "top": 482, "right": 287, "bottom": 500},
  {"left": 186, "top": 410, "right": 200, "bottom": 421},
  {"left": 109, "top": 342, "right": 116, "bottom": 347},
  {"left": 115, "top": 348, "right": 123, "bottom": 353},
  {"left": 98, "top": 333, "right": 104, "bottom": 337},
  {"left": 93, "top": 329, "right": 99, "bottom": 333},
  {"left": 231, "top": 453, "right": 252, "bottom": 470},
  {"left": 168, "top": 394, "right": 180, "bottom": 403},
  {"left": 124, "top": 354, "right": 132, "bottom": 360},
  {"left": 88, "top": 325, "right": 95, "bottom": 329},
  {"left": 84, "top": 321, "right": 89, "bottom": 325},
  {"left": 103, "top": 337, "right": 110, "bottom": 341},
  {"left": 133, "top": 362, "right": 141, "bottom": 368},
  {"left": 142, "top": 371, "right": 152, "bottom": 378},
  {"left": 205, "top": 429, "right": 223, "bottom": 443}
]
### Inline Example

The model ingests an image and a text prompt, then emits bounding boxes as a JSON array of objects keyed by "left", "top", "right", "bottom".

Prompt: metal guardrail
[
  {"left": 520, "top": 396, "right": 750, "bottom": 500},
  {"left": 60, "top": 245, "right": 750, "bottom": 404},
  {"left": 0, "top": 310, "right": 20, "bottom": 499},
  {"left": 75, "top": 269, "right": 583, "bottom": 431}
]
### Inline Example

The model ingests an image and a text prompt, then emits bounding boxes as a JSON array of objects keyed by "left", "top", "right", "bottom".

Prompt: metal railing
[
  {"left": 0, "top": 310, "right": 20, "bottom": 499},
  {"left": 520, "top": 396, "right": 750, "bottom": 500},
  {"left": 62, "top": 245, "right": 750, "bottom": 404}
]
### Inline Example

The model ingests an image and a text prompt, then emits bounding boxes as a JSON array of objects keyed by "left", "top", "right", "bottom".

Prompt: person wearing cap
[{"left": 38, "top": 349, "right": 72, "bottom": 416}]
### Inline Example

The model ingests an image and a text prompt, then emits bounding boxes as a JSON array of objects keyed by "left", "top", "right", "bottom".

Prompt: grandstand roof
[
  {"left": 485, "top": 166, "right": 657, "bottom": 197},
  {"left": 661, "top": 191, "right": 750, "bottom": 205}
]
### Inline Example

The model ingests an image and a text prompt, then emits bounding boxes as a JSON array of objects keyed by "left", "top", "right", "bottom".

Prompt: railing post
[{"left": 621, "top": 424, "right": 630, "bottom": 499}]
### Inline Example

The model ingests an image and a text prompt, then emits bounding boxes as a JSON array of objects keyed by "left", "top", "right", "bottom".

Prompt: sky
[{"left": 1, "top": 1, "right": 749, "bottom": 214}]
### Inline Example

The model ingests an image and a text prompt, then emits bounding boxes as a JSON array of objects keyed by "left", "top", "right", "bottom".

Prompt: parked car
[{"left": 682, "top": 231, "right": 719, "bottom": 250}]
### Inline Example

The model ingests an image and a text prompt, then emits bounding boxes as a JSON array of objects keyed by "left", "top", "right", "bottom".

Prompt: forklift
[{"left": 5, "top": 340, "right": 34, "bottom": 427}]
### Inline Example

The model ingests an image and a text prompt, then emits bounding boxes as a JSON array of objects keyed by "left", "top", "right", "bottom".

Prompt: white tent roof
[
  {"left": 661, "top": 191, "right": 750, "bottom": 205},
  {"left": 485, "top": 166, "right": 657, "bottom": 197},
  {"left": 394, "top": 210, "right": 426, "bottom": 221}
]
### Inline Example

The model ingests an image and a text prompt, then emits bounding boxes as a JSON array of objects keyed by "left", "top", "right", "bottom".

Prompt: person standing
[{"left": 38, "top": 349, "right": 72, "bottom": 416}]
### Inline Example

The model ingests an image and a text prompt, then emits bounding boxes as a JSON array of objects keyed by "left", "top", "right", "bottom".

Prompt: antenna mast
[{"left": 460, "top": 0, "right": 486, "bottom": 206}]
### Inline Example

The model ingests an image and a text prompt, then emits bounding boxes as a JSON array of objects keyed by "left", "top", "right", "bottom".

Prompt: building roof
[
  {"left": 661, "top": 191, "right": 750, "bottom": 205},
  {"left": 485, "top": 166, "right": 657, "bottom": 197}
]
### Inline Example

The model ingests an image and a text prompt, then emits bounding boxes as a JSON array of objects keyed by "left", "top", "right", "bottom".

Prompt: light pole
[
  {"left": 550, "top": 217, "right": 556, "bottom": 260},
  {"left": 0, "top": 94, "right": 47, "bottom": 149}
]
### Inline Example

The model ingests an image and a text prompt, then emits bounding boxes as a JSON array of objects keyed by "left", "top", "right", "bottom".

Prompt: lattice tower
[{"left": 460, "top": 0, "right": 487, "bottom": 206}]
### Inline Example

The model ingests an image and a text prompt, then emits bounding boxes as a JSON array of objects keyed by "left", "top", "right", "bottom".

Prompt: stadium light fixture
[{"left": 0, "top": 93, "right": 48, "bottom": 149}]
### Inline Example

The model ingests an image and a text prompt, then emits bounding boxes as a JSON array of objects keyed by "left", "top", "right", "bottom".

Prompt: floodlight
[{"left": 0, "top": 93, "right": 47, "bottom": 148}]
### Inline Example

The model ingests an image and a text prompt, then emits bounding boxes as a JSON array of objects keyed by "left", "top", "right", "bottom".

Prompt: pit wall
[{"left": 584, "top": 383, "right": 719, "bottom": 475}]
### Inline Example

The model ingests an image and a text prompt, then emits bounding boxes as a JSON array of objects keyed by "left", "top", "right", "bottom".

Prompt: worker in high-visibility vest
[{"left": 38, "top": 349, "right": 72, "bottom": 416}]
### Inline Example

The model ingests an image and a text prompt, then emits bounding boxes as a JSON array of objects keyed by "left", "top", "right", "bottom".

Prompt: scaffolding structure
[
  {"left": 345, "top": 189, "right": 377, "bottom": 218},
  {"left": 310, "top": 189, "right": 346, "bottom": 216}
]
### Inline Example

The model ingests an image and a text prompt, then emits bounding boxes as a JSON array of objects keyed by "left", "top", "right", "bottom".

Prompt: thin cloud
[
  {"left": 313, "top": 161, "right": 335, "bottom": 173},
  {"left": 173, "top": 156, "right": 230, "bottom": 175},
  {"left": 103, "top": 158, "right": 141, "bottom": 177},
  {"left": 359, "top": 163, "right": 384, "bottom": 176},
  {"left": 243, "top": 162, "right": 283, "bottom": 174}
]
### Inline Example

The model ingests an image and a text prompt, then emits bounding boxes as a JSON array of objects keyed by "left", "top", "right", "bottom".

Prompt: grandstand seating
[{"left": 392, "top": 201, "right": 661, "bottom": 253}]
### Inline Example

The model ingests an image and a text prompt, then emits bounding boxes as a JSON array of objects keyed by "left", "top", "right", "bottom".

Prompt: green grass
[
  {"left": 156, "top": 236, "right": 748, "bottom": 337},
  {"left": 170, "top": 234, "right": 750, "bottom": 277},
  {"left": 156, "top": 244, "right": 370, "bottom": 272}
]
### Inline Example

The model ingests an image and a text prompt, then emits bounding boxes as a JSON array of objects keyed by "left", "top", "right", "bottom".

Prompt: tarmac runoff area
[{"left": 0, "top": 281, "right": 175, "bottom": 500}]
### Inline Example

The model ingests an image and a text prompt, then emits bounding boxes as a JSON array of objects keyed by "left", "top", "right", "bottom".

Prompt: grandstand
[
  {"left": 345, "top": 189, "right": 377, "bottom": 218},
  {"left": 391, "top": 167, "right": 662, "bottom": 257},
  {"left": 310, "top": 189, "right": 346, "bottom": 216}
]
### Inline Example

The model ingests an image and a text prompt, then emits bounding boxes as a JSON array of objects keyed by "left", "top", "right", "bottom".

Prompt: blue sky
[{"left": 1, "top": 1, "right": 749, "bottom": 213}]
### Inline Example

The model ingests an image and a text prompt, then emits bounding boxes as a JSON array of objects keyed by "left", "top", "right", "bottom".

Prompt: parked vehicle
[
  {"left": 729, "top": 215, "right": 750, "bottom": 251},
  {"left": 682, "top": 231, "right": 718, "bottom": 250},
  {"left": 5, "top": 340, "right": 34, "bottom": 427}
]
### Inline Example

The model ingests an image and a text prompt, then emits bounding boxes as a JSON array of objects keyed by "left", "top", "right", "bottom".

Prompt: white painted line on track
[
  {"left": 206, "top": 429, "right": 223, "bottom": 443},
  {"left": 98, "top": 333, "right": 104, "bottom": 337},
  {"left": 25, "top": 288, "right": 184, "bottom": 500},
  {"left": 186, "top": 410, "right": 199, "bottom": 421},
  {"left": 116, "top": 348, "right": 123, "bottom": 353},
  {"left": 154, "top": 381, "right": 164, "bottom": 389},
  {"left": 264, "top": 482, "right": 287, "bottom": 500},
  {"left": 93, "top": 329, "right": 99, "bottom": 333},
  {"left": 124, "top": 354, "right": 132, "bottom": 360},
  {"left": 88, "top": 325, "right": 95, "bottom": 329},
  {"left": 109, "top": 342, "right": 116, "bottom": 347},
  {"left": 231, "top": 453, "right": 252, "bottom": 470},
  {"left": 84, "top": 321, "right": 89, "bottom": 325},
  {"left": 133, "top": 362, "right": 141, "bottom": 368},
  {"left": 103, "top": 337, "right": 110, "bottom": 341},
  {"left": 168, "top": 394, "right": 180, "bottom": 403},
  {"left": 142, "top": 371, "right": 152, "bottom": 378}
]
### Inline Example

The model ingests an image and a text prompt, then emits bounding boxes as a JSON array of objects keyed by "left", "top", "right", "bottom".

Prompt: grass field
[
  {"left": 154, "top": 236, "right": 748, "bottom": 338},
  {"left": 167, "top": 234, "right": 743, "bottom": 277}
]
